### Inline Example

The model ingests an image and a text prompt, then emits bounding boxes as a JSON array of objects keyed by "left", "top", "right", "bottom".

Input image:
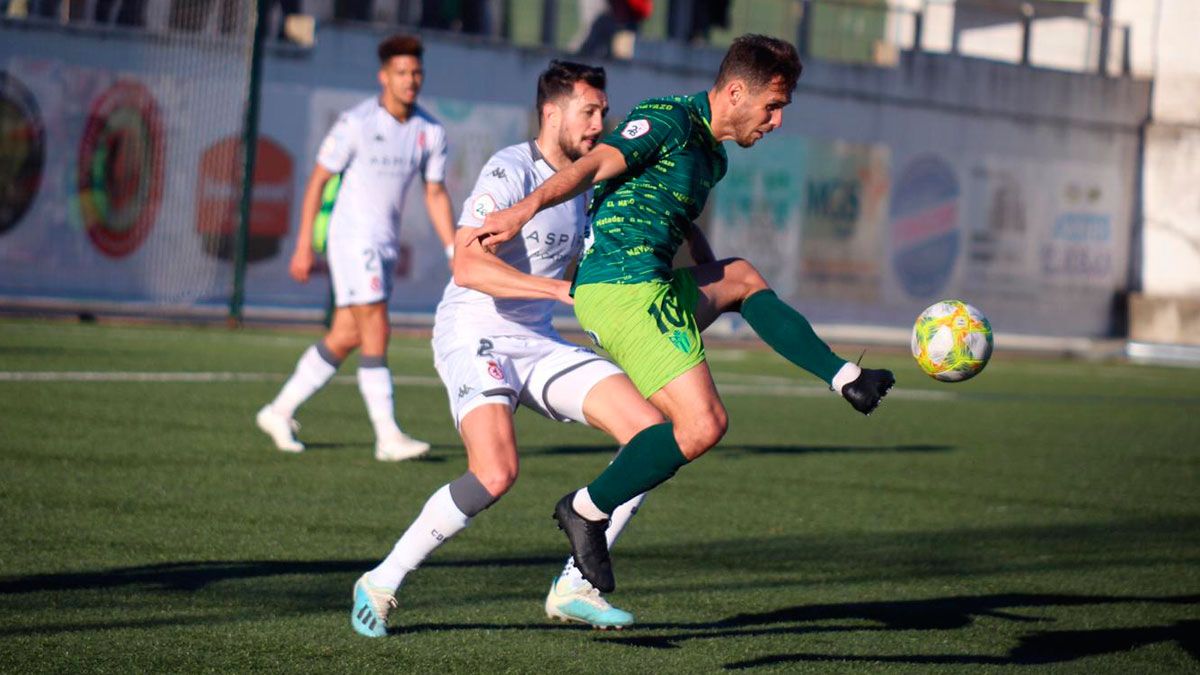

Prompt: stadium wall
[
  {"left": 1127, "top": 0, "right": 1200, "bottom": 348},
  {"left": 0, "top": 22, "right": 1151, "bottom": 338}
]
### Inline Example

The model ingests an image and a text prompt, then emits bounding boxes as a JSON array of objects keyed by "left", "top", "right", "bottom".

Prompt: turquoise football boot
[
  {"left": 351, "top": 574, "right": 396, "bottom": 638},
  {"left": 544, "top": 575, "right": 634, "bottom": 630}
]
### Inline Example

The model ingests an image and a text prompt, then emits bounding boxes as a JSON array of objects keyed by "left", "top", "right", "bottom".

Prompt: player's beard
[
  {"left": 392, "top": 88, "right": 418, "bottom": 107},
  {"left": 729, "top": 107, "right": 768, "bottom": 147},
  {"left": 560, "top": 126, "right": 585, "bottom": 161},
  {"left": 733, "top": 116, "right": 759, "bottom": 147}
]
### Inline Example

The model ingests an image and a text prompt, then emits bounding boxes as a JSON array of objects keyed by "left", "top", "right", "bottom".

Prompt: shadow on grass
[
  {"left": 0, "top": 556, "right": 559, "bottom": 596},
  {"left": 289, "top": 442, "right": 452, "bottom": 462},
  {"left": 727, "top": 444, "right": 951, "bottom": 456},
  {"left": 660, "top": 594, "right": 1199, "bottom": 668},
  {"left": 295, "top": 442, "right": 358, "bottom": 452},
  {"left": 722, "top": 620, "right": 1200, "bottom": 668},
  {"left": 3, "top": 518, "right": 1195, "bottom": 666},
  {"left": 523, "top": 444, "right": 952, "bottom": 457},
  {"left": 373, "top": 594, "right": 1199, "bottom": 655}
]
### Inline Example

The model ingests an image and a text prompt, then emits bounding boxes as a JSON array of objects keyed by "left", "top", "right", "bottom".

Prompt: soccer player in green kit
[{"left": 476, "top": 34, "right": 895, "bottom": 593}]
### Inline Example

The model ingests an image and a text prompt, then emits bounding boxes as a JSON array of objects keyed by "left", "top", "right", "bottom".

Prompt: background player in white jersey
[
  {"left": 256, "top": 34, "right": 455, "bottom": 461},
  {"left": 349, "top": 61, "right": 665, "bottom": 637}
]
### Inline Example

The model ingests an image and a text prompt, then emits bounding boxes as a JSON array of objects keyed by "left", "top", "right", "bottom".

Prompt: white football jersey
[
  {"left": 317, "top": 97, "right": 447, "bottom": 250},
  {"left": 434, "top": 141, "right": 589, "bottom": 340}
]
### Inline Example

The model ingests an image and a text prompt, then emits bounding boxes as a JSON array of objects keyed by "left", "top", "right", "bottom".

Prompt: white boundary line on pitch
[
  {"left": 0, "top": 371, "right": 440, "bottom": 386},
  {"left": 0, "top": 371, "right": 952, "bottom": 400}
]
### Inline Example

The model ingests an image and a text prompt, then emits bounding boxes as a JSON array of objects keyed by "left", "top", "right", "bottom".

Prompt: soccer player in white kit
[
  {"left": 349, "top": 61, "right": 665, "bottom": 637},
  {"left": 256, "top": 35, "right": 455, "bottom": 461}
]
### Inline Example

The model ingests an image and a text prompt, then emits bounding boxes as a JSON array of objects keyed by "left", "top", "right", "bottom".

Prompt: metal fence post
[
  {"left": 797, "top": 0, "right": 811, "bottom": 58},
  {"left": 1121, "top": 25, "right": 1132, "bottom": 76},
  {"left": 541, "top": 0, "right": 557, "bottom": 47},
  {"left": 1097, "top": 0, "right": 1113, "bottom": 77},
  {"left": 913, "top": 8, "right": 923, "bottom": 54},
  {"left": 229, "top": 0, "right": 269, "bottom": 326},
  {"left": 1019, "top": 2, "right": 1033, "bottom": 66}
]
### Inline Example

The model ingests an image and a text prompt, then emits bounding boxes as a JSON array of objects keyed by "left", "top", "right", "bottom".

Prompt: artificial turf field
[{"left": 0, "top": 318, "right": 1197, "bottom": 673}]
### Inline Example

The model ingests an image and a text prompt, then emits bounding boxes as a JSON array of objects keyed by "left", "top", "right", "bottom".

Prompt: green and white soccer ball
[{"left": 911, "top": 300, "right": 993, "bottom": 382}]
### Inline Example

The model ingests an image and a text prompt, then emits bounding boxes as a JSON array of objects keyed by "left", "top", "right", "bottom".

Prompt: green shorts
[{"left": 574, "top": 270, "right": 705, "bottom": 398}]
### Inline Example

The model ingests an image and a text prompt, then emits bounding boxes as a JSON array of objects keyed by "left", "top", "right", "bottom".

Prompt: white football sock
[
  {"left": 367, "top": 485, "right": 470, "bottom": 593},
  {"left": 357, "top": 365, "right": 402, "bottom": 437},
  {"left": 561, "top": 492, "right": 645, "bottom": 587},
  {"left": 831, "top": 361, "right": 862, "bottom": 394},
  {"left": 571, "top": 487, "right": 609, "bottom": 522},
  {"left": 271, "top": 345, "right": 338, "bottom": 418}
]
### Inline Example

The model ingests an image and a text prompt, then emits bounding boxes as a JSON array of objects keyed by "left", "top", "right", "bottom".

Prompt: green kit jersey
[{"left": 574, "top": 91, "right": 728, "bottom": 286}]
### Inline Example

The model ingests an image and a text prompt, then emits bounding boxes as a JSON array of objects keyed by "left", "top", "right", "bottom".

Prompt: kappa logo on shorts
[
  {"left": 486, "top": 360, "right": 504, "bottom": 381},
  {"left": 471, "top": 193, "right": 498, "bottom": 220},
  {"left": 457, "top": 384, "right": 474, "bottom": 399},
  {"left": 621, "top": 119, "right": 651, "bottom": 140}
]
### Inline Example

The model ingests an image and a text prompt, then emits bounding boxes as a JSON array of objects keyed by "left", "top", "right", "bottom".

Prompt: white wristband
[{"left": 444, "top": 244, "right": 454, "bottom": 259}]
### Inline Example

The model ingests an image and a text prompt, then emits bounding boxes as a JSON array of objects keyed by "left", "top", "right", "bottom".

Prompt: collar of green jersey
[{"left": 690, "top": 91, "right": 719, "bottom": 148}]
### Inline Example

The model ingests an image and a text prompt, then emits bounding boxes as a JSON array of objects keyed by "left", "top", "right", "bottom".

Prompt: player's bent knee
[
  {"left": 328, "top": 332, "right": 361, "bottom": 353},
  {"left": 323, "top": 335, "right": 359, "bottom": 360},
  {"left": 475, "top": 465, "right": 519, "bottom": 498},
  {"left": 631, "top": 405, "right": 667, "bottom": 434},
  {"left": 615, "top": 402, "right": 667, "bottom": 443},
  {"left": 675, "top": 413, "right": 727, "bottom": 460},
  {"left": 729, "top": 258, "right": 769, "bottom": 295}
]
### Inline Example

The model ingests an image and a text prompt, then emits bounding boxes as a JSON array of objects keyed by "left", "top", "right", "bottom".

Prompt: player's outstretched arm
[
  {"left": 452, "top": 226, "right": 572, "bottom": 304},
  {"left": 685, "top": 222, "right": 718, "bottom": 266},
  {"left": 423, "top": 180, "right": 456, "bottom": 261},
  {"left": 290, "top": 163, "right": 335, "bottom": 283},
  {"left": 477, "top": 144, "right": 627, "bottom": 249}
]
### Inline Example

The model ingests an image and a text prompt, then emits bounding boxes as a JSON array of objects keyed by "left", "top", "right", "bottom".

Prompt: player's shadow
[
  {"left": 525, "top": 444, "right": 952, "bottom": 457},
  {"left": 524, "top": 444, "right": 620, "bottom": 456},
  {"left": 726, "top": 444, "right": 952, "bottom": 456},
  {"left": 292, "top": 442, "right": 450, "bottom": 461},
  {"left": 295, "top": 441, "right": 358, "bottom": 451},
  {"left": 596, "top": 593, "right": 1199, "bottom": 667},
  {"left": 723, "top": 620, "right": 1200, "bottom": 668},
  {"left": 0, "top": 556, "right": 559, "bottom": 597}
]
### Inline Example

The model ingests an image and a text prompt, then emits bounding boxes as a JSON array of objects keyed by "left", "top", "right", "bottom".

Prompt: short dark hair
[
  {"left": 536, "top": 60, "right": 606, "bottom": 125},
  {"left": 378, "top": 34, "right": 423, "bottom": 64},
  {"left": 714, "top": 34, "right": 802, "bottom": 93}
]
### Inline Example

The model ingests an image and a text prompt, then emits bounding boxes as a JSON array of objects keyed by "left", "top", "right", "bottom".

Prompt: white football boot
[
  {"left": 374, "top": 431, "right": 430, "bottom": 462},
  {"left": 255, "top": 404, "right": 304, "bottom": 453},
  {"left": 544, "top": 575, "right": 634, "bottom": 630}
]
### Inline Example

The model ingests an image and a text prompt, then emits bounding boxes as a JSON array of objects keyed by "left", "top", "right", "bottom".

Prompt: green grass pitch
[{"left": 1, "top": 319, "right": 1197, "bottom": 672}]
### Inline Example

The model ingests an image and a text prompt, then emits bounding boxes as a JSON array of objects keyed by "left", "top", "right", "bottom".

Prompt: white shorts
[
  {"left": 433, "top": 332, "right": 624, "bottom": 428},
  {"left": 327, "top": 239, "right": 395, "bottom": 307}
]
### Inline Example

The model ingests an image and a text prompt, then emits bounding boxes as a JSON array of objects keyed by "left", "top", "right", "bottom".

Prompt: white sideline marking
[
  {"left": 0, "top": 371, "right": 441, "bottom": 386},
  {"left": 0, "top": 371, "right": 948, "bottom": 401}
]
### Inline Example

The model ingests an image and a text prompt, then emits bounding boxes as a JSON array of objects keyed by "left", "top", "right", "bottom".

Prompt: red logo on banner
[
  {"left": 77, "top": 80, "right": 164, "bottom": 258},
  {"left": 196, "top": 135, "right": 294, "bottom": 262}
]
